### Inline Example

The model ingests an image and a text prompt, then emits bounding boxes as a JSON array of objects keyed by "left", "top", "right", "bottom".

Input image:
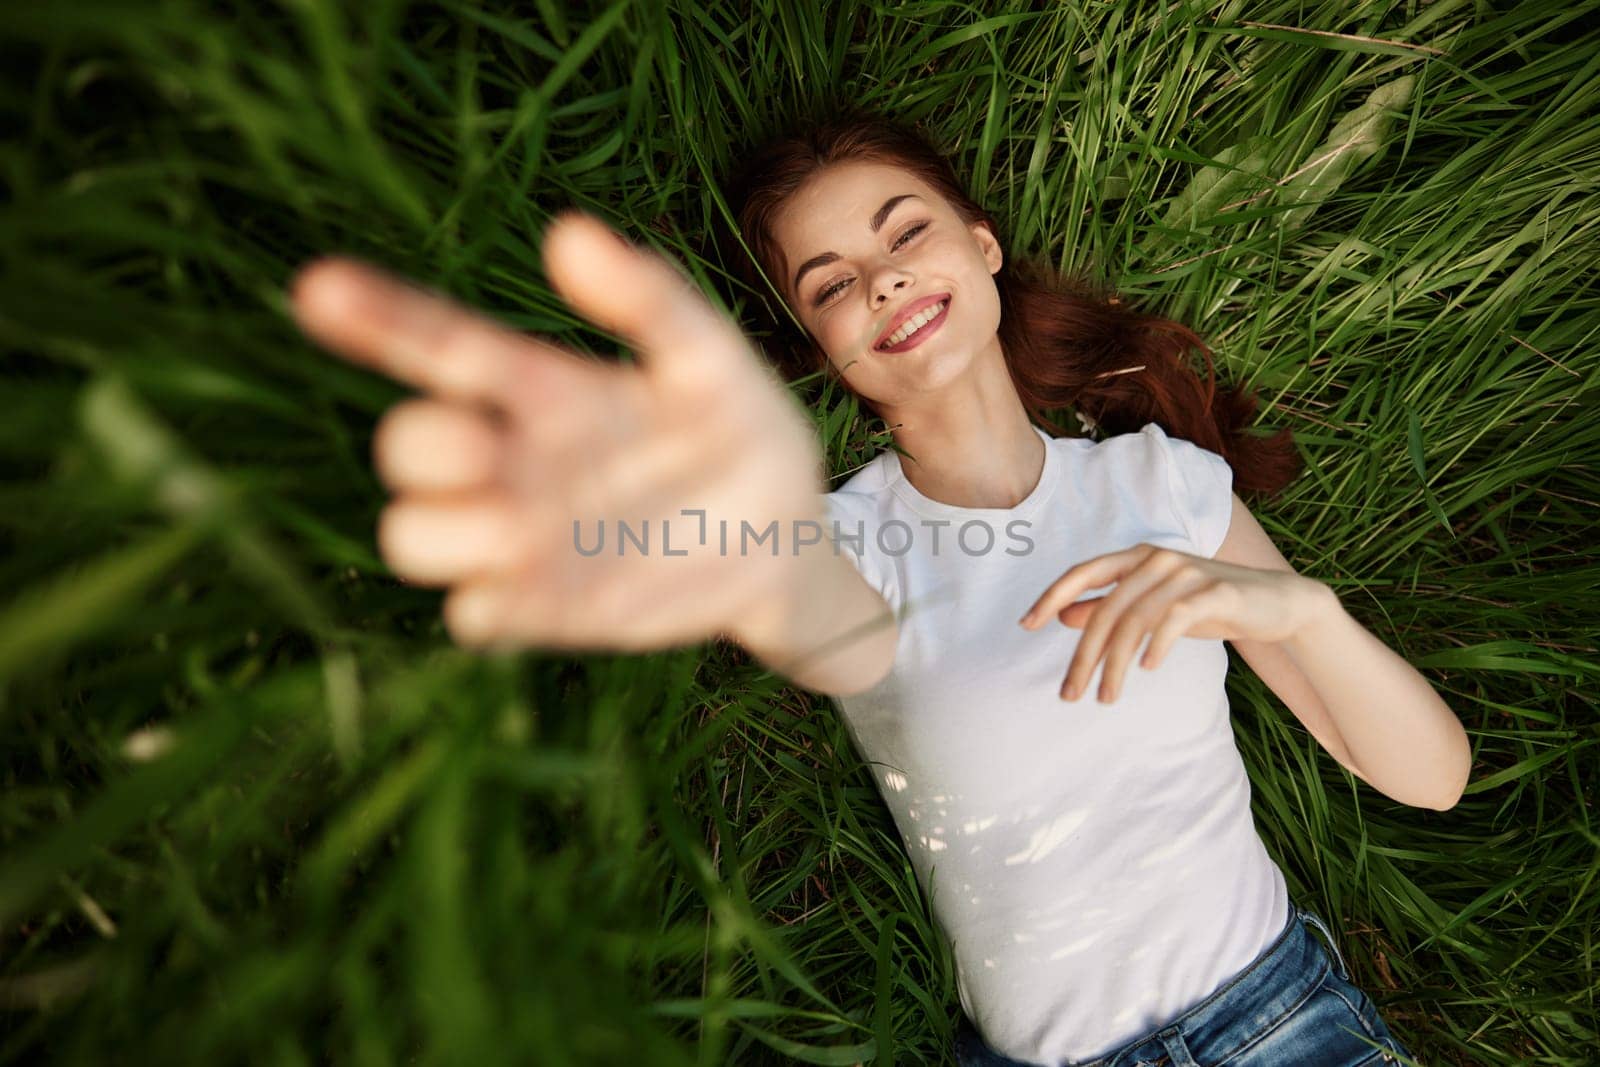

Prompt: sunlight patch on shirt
[
  {"left": 1001, "top": 808, "right": 1089, "bottom": 866},
  {"left": 1048, "top": 931, "right": 1105, "bottom": 961},
  {"left": 1135, "top": 786, "right": 1230, "bottom": 869}
]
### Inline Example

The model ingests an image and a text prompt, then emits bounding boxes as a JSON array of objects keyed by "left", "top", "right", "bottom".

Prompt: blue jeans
[{"left": 953, "top": 903, "right": 1415, "bottom": 1067}]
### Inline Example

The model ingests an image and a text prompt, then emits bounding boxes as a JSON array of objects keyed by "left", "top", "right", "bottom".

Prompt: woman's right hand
[{"left": 288, "top": 210, "right": 832, "bottom": 655}]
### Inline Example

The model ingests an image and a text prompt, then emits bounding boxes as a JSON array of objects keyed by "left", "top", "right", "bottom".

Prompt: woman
[{"left": 289, "top": 107, "right": 1463, "bottom": 1065}]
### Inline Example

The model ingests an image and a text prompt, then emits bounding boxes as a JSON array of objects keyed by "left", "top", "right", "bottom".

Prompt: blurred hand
[{"left": 289, "top": 210, "right": 828, "bottom": 654}]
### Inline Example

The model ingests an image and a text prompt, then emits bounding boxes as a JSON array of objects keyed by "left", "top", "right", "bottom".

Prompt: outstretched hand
[{"left": 288, "top": 210, "right": 828, "bottom": 654}]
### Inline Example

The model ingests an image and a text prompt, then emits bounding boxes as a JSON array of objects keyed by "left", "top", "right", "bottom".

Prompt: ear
[{"left": 970, "top": 219, "right": 1003, "bottom": 275}]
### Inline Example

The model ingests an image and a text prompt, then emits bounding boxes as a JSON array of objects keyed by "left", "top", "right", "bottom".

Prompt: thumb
[
  {"left": 1059, "top": 598, "right": 1102, "bottom": 627},
  {"left": 540, "top": 210, "right": 759, "bottom": 397}
]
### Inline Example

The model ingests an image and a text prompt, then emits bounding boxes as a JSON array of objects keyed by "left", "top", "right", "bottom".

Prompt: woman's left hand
[{"left": 1018, "top": 543, "right": 1330, "bottom": 703}]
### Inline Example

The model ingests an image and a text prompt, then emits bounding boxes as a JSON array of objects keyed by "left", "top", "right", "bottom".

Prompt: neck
[{"left": 875, "top": 341, "right": 1049, "bottom": 509}]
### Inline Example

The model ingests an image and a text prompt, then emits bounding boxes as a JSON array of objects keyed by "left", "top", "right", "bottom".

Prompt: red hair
[{"left": 709, "top": 104, "right": 1302, "bottom": 497}]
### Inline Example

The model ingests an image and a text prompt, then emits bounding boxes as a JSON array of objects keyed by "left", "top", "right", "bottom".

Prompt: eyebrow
[{"left": 791, "top": 193, "right": 923, "bottom": 296}]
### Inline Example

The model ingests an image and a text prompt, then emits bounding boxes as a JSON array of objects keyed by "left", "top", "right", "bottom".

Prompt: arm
[
  {"left": 732, "top": 531, "right": 899, "bottom": 698},
  {"left": 1215, "top": 494, "right": 1472, "bottom": 811},
  {"left": 1281, "top": 583, "right": 1472, "bottom": 811}
]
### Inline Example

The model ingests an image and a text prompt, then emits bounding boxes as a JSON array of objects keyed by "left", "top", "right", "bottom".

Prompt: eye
[{"left": 814, "top": 221, "right": 929, "bottom": 307}]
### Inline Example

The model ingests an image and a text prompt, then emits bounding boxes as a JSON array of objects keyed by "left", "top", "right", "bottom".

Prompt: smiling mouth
[{"left": 876, "top": 297, "right": 951, "bottom": 353}]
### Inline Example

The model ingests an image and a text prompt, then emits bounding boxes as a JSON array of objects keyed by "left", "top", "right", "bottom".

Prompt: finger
[
  {"left": 289, "top": 256, "right": 604, "bottom": 414},
  {"left": 1019, "top": 547, "right": 1140, "bottom": 629},
  {"left": 376, "top": 491, "right": 546, "bottom": 587},
  {"left": 1142, "top": 584, "right": 1224, "bottom": 671},
  {"left": 1058, "top": 556, "right": 1171, "bottom": 701},
  {"left": 1097, "top": 570, "right": 1201, "bottom": 702},
  {"left": 373, "top": 398, "right": 505, "bottom": 494},
  {"left": 1054, "top": 596, "right": 1104, "bottom": 629},
  {"left": 540, "top": 210, "right": 764, "bottom": 399}
]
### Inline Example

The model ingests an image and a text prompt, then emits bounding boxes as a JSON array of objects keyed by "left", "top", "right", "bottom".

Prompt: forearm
[
  {"left": 734, "top": 543, "right": 898, "bottom": 698},
  {"left": 1283, "top": 583, "right": 1472, "bottom": 810}
]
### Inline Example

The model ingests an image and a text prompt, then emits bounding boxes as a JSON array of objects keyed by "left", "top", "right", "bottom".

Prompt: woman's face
[{"left": 768, "top": 161, "right": 1004, "bottom": 406}]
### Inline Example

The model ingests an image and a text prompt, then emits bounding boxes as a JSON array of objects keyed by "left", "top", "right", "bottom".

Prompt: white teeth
[{"left": 881, "top": 300, "right": 947, "bottom": 347}]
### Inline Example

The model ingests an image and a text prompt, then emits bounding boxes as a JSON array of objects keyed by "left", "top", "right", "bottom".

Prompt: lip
[{"left": 875, "top": 292, "right": 952, "bottom": 352}]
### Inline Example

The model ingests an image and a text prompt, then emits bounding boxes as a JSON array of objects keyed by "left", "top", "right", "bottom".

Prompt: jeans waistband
[{"left": 1072, "top": 901, "right": 1333, "bottom": 1067}]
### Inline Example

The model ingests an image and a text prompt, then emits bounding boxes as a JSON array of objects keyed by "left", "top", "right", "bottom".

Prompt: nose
[{"left": 871, "top": 268, "right": 912, "bottom": 308}]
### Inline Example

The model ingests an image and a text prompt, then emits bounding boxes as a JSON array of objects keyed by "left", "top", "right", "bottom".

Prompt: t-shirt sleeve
[
  {"left": 821, "top": 490, "right": 900, "bottom": 614},
  {"left": 1141, "top": 422, "right": 1235, "bottom": 558}
]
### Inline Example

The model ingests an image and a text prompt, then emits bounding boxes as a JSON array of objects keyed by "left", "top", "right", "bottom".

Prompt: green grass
[{"left": 2, "top": 1, "right": 1597, "bottom": 1064}]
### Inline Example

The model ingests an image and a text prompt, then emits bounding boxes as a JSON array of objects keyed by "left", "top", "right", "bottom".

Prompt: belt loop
[
  {"left": 1299, "top": 906, "right": 1352, "bottom": 982},
  {"left": 1154, "top": 1024, "right": 1198, "bottom": 1067}
]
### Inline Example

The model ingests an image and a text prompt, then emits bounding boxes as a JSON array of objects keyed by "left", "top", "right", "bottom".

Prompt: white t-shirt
[{"left": 821, "top": 421, "right": 1289, "bottom": 1065}]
